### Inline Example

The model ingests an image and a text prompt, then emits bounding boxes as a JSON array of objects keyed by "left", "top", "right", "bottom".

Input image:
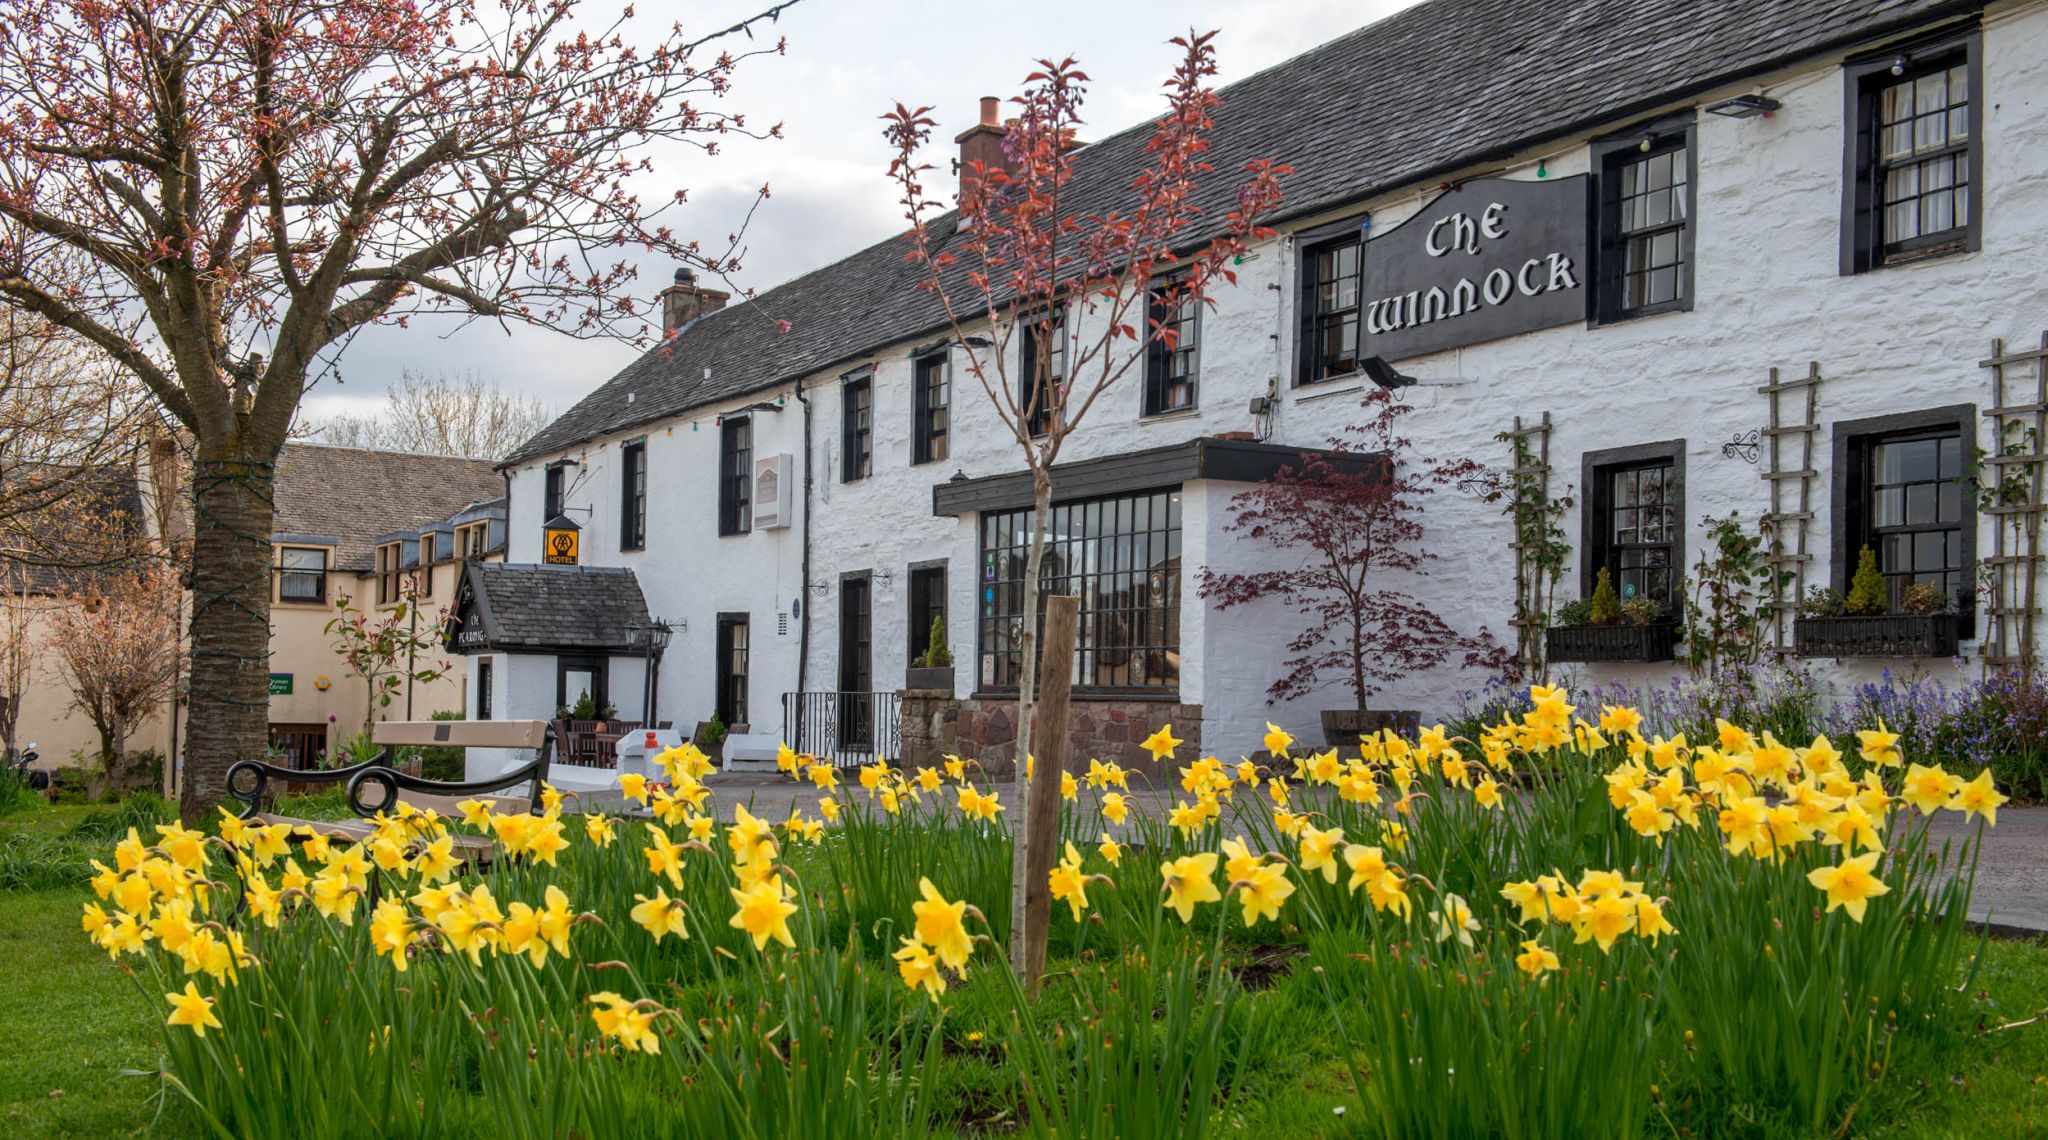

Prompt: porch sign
[{"left": 1360, "top": 174, "right": 1588, "bottom": 362}]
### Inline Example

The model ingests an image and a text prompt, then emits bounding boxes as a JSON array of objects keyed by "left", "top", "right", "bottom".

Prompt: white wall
[{"left": 499, "top": 5, "right": 2048, "bottom": 752}]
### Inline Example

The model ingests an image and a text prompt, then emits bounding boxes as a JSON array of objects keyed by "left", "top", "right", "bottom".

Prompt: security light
[{"left": 1704, "top": 94, "right": 1782, "bottom": 118}]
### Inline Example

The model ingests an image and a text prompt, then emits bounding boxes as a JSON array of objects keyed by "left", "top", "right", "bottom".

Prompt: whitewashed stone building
[{"left": 458, "top": 0, "right": 2048, "bottom": 770}]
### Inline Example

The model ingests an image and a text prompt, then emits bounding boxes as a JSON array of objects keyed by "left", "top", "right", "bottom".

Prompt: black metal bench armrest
[
  {"left": 346, "top": 758, "right": 547, "bottom": 819},
  {"left": 226, "top": 753, "right": 392, "bottom": 820}
]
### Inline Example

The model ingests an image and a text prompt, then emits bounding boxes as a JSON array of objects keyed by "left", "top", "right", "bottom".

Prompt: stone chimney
[
  {"left": 659, "top": 267, "right": 730, "bottom": 336},
  {"left": 954, "top": 96, "right": 1014, "bottom": 204}
]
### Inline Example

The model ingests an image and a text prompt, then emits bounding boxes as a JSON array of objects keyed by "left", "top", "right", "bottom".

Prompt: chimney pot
[
  {"left": 658, "top": 264, "right": 729, "bottom": 336},
  {"left": 955, "top": 97, "right": 1016, "bottom": 206}
]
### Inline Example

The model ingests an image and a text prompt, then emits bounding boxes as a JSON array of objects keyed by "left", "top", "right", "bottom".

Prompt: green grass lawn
[{"left": 1, "top": 798, "right": 2044, "bottom": 1137}]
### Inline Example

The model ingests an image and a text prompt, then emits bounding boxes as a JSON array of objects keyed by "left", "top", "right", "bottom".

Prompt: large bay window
[{"left": 976, "top": 489, "right": 1182, "bottom": 693}]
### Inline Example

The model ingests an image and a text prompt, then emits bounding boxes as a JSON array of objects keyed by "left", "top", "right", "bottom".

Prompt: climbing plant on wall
[{"left": 1487, "top": 418, "right": 1572, "bottom": 680}]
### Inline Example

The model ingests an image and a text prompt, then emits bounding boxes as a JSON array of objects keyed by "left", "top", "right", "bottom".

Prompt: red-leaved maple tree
[
  {"left": 883, "top": 31, "right": 1286, "bottom": 983},
  {"left": 1199, "top": 389, "right": 1505, "bottom": 722},
  {"left": 0, "top": 0, "right": 792, "bottom": 818}
]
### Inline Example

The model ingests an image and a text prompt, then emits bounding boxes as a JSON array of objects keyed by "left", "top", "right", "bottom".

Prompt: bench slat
[{"left": 371, "top": 720, "right": 548, "bottom": 749}]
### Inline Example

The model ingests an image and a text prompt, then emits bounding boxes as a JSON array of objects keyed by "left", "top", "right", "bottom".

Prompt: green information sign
[{"left": 268, "top": 673, "right": 293, "bottom": 696}]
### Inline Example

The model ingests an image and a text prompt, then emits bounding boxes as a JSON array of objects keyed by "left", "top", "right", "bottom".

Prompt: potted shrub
[
  {"left": 694, "top": 712, "right": 729, "bottom": 766},
  {"left": 907, "top": 615, "right": 956, "bottom": 691},
  {"left": 1198, "top": 389, "right": 1505, "bottom": 748},
  {"left": 1546, "top": 568, "right": 1681, "bottom": 663},
  {"left": 1793, "top": 546, "right": 1963, "bottom": 657}
]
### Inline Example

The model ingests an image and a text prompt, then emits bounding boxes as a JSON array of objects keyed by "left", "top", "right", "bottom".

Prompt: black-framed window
[
  {"left": 417, "top": 533, "right": 434, "bottom": 597},
  {"left": 1834, "top": 406, "right": 1975, "bottom": 615},
  {"left": 544, "top": 462, "right": 567, "bottom": 521},
  {"left": 977, "top": 488, "right": 1182, "bottom": 693},
  {"left": 557, "top": 655, "right": 608, "bottom": 713},
  {"left": 842, "top": 372, "right": 873, "bottom": 482},
  {"left": 1019, "top": 310, "right": 1065, "bottom": 437},
  {"left": 908, "top": 563, "right": 947, "bottom": 662},
  {"left": 1144, "top": 278, "right": 1199, "bottom": 415},
  {"left": 913, "top": 352, "right": 950, "bottom": 465},
  {"left": 620, "top": 438, "right": 646, "bottom": 550},
  {"left": 1297, "top": 230, "right": 1362, "bottom": 384},
  {"left": 375, "top": 541, "right": 401, "bottom": 605},
  {"left": 278, "top": 546, "right": 328, "bottom": 605},
  {"left": 1593, "top": 118, "right": 1695, "bottom": 323},
  {"left": 1843, "top": 29, "right": 1981, "bottom": 274},
  {"left": 1581, "top": 441, "right": 1686, "bottom": 610},
  {"left": 715, "top": 614, "right": 749, "bottom": 726},
  {"left": 476, "top": 657, "right": 493, "bottom": 721},
  {"left": 718, "top": 416, "right": 751, "bottom": 536}
]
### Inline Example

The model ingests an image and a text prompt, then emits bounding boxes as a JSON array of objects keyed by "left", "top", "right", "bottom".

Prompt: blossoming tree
[
  {"left": 0, "top": 0, "right": 792, "bottom": 819},
  {"left": 883, "top": 31, "right": 1286, "bottom": 983},
  {"left": 48, "top": 559, "right": 184, "bottom": 795}
]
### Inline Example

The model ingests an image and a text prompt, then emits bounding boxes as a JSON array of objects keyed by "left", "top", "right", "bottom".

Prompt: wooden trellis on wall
[
  {"left": 1759, "top": 362, "right": 1822, "bottom": 653},
  {"left": 1503, "top": 412, "right": 1557, "bottom": 675},
  {"left": 1979, "top": 333, "right": 2048, "bottom": 676}
]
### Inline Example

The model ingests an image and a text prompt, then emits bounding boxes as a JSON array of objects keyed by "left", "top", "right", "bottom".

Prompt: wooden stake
[{"left": 1018, "top": 593, "right": 1078, "bottom": 992}]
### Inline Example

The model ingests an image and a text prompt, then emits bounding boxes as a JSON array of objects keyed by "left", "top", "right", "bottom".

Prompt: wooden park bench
[{"left": 224, "top": 720, "right": 555, "bottom": 858}]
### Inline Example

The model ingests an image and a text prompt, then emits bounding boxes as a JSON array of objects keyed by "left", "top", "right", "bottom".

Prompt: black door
[
  {"left": 716, "top": 615, "right": 749, "bottom": 727},
  {"left": 838, "top": 575, "right": 872, "bottom": 749}
]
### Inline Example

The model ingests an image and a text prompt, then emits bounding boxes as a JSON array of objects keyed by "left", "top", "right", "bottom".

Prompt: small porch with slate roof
[{"left": 446, "top": 562, "right": 667, "bottom": 786}]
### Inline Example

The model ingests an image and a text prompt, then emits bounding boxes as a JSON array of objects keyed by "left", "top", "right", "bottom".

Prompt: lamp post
[{"left": 630, "top": 619, "right": 675, "bottom": 729}]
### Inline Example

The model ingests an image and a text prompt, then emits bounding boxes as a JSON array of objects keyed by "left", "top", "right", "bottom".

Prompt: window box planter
[
  {"left": 905, "top": 665, "right": 955, "bottom": 692},
  {"left": 1545, "top": 622, "right": 1681, "bottom": 664},
  {"left": 1793, "top": 613, "right": 1961, "bottom": 659}
]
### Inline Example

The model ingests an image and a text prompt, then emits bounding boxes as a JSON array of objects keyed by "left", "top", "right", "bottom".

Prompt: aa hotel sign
[{"left": 1361, "top": 175, "right": 1588, "bottom": 361}]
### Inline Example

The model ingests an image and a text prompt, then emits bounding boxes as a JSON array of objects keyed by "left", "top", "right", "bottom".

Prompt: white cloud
[{"left": 320, "top": 0, "right": 1425, "bottom": 415}]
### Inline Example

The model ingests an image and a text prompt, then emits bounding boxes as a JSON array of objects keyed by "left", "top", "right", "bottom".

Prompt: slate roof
[
  {"left": 273, "top": 444, "right": 504, "bottom": 571},
  {"left": 450, "top": 562, "right": 651, "bottom": 653},
  {"left": 505, "top": 0, "right": 1963, "bottom": 466}
]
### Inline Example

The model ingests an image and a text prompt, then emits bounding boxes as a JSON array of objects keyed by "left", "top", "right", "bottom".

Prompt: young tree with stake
[
  {"left": 0, "top": 0, "right": 794, "bottom": 819},
  {"left": 883, "top": 32, "right": 1286, "bottom": 984}
]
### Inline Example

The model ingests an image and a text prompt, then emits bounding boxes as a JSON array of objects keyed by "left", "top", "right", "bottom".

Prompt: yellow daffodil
[
  {"left": 1160, "top": 852, "right": 1221, "bottom": 924},
  {"left": 1807, "top": 851, "right": 1891, "bottom": 922},
  {"left": 1516, "top": 939, "right": 1560, "bottom": 978},
  {"left": 369, "top": 898, "right": 416, "bottom": 971},
  {"left": 1101, "top": 791, "right": 1129, "bottom": 825},
  {"left": 631, "top": 888, "right": 690, "bottom": 943},
  {"left": 1856, "top": 723, "right": 1902, "bottom": 768},
  {"left": 1098, "top": 836, "right": 1122, "bottom": 865},
  {"left": 165, "top": 981, "right": 222, "bottom": 1037},
  {"left": 1298, "top": 824, "right": 1345, "bottom": 884},
  {"left": 589, "top": 992, "right": 661, "bottom": 1054},
  {"left": 585, "top": 814, "right": 618, "bottom": 847},
  {"left": 1048, "top": 842, "right": 1089, "bottom": 921},
  {"left": 894, "top": 937, "right": 946, "bottom": 1000},
  {"left": 729, "top": 875, "right": 800, "bottom": 951},
  {"left": 1236, "top": 862, "right": 1294, "bottom": 927},
  {"left": 1432, "top": 893, "right": 1480, "bottom": 947},
  {"left": 912, "top": 878, "right": 973, "bottom": 970},
  {"left": 1950, "top": 769, "right": 2007, "bottom": 826},
  {"left": 1474, "top": 777, "right": 1503, "bottom": 810},
  {"left": 1263, "top": 722, "right": 1294, "bottom": 756},
  {"left": 1140, "top": 724, "right": 1183, "bottom": 764}
]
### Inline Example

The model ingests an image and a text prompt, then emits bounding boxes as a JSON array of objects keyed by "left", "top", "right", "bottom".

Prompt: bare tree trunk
[
  {"left": 1007, "top": 470, "right": 1053, "bottom": 974},
  {"left": 1020, "top": 594, "right": 1077, "bottom": 992},
  {"left": 109, "top": 709, "right": 127, "bottom": 796},
  {"left": 180, "top": 455, "right": 278, "bottom": 822}
]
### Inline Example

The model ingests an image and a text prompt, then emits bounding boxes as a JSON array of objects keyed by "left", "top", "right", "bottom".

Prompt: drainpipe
[{"left": 795, "top": 380, "right": 813, "bottom": 696}]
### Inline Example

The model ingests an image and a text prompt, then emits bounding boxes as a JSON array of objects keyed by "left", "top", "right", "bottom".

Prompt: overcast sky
[{"left": 300, "top": 0, "right": 1425, "bottom": 431}]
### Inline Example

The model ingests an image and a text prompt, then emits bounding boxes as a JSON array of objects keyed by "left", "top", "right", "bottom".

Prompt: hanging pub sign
[
  {"left": 542, "top": 514, "right": 580, "bottom": 566},
  {"left": 1360, "top": 175, "right": 1589, "bottom": 362}
]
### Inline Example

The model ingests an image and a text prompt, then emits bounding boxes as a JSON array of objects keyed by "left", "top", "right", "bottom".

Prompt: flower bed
[{"left": 83, "top": 693, "right": 2005, "bottom": 1138}]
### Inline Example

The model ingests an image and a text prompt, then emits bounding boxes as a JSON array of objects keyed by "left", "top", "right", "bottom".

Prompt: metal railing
[{"left": 781, "top": 691, "right": 901, "bottom": 768}]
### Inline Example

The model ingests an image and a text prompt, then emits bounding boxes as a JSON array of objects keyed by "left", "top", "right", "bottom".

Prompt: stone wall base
[{"left": 898, "top": 688, "right": 1201, "bottom": 780}]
